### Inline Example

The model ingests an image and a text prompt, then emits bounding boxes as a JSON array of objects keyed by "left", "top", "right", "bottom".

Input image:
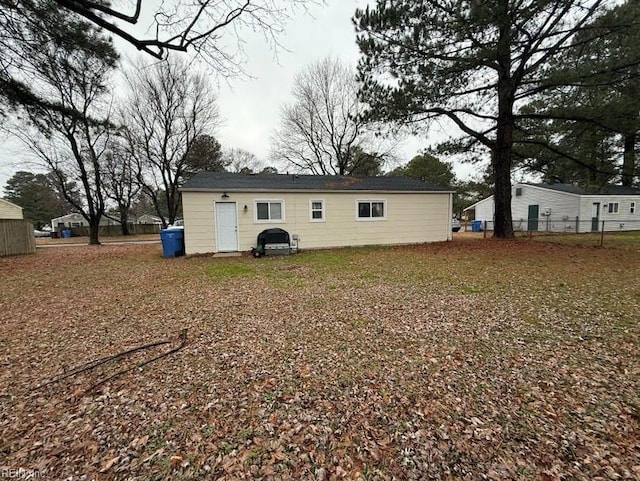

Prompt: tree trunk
[
  {"left": 88, "top": 218, "right": 101, "bottom": 245},
  {"left": 121, "top": 220, "right": 131, "bottom": 236},
  {"left": 622, "top": 132, "right": 636, "bottom": 186},
  {"left": 492, "top": 143, "right": 514, "bottom": 238},
  {"left": 493, "top": 0, "right": 515, "bottom": 239},
  {"left": 119, "top": 209, "right": 131, "bottom": 235}
]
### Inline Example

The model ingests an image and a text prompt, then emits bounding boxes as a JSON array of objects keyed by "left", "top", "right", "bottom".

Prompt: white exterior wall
[
  {"left": 182, "top": 190, "right": 452, "bottom": 255},
  {"left": 51, "top": 213, "right": 87, "bottom": 228},
  {"left": 578, "top": 195, "right": 640, "bottom": 232},
  {"left": 511, "top": 185, "right": 581, "bottom": 231},
  {"left": 51, "top": 213, "right": 118, "bottom": 228},
  {"left": 0, "top": 199, "right": 23, "bottom": 219},
  {"left": 466, "top": 185, "right": 640, "bottom": 232},
  {"left": 472, "top": 197, "right": 494, "bottom": 223}
]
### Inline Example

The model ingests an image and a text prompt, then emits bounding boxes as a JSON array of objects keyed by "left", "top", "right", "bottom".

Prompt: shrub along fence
[
  {"left": 463, "top": 218, "right": 640, "bottom": 247},
  {"left": 0, "top": 219, "right": 36, "bottom": 257}
]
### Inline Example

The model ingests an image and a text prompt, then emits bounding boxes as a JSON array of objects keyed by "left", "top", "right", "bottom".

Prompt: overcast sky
[
  {"left": 213, "top": 0, "right": 421, "bottom": 165},
  {"left": 0, "top": 0, "right": 478, "bottom": 193}
]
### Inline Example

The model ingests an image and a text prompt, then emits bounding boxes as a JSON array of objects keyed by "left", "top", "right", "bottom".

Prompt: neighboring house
[
  {"left": 51, "top": 213, "right": 119, "bottom": 230},
  {"left": 464, "top": 183, "right": 640, "bottom": 232},
  {"left": 135, "top": 214, "right": 163, "bottom": 225},
  {"left": 0, "top": 198, "right": 24, "bottom": 219},
  {"left": 181, "top": 172, "right": 454, "bottom": 255}
]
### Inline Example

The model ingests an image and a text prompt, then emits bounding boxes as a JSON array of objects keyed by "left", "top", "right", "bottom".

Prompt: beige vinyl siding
[
  {"left": 0, "top": 199, "right": 23, "bottom": 219},
  {"left": 183, "top": 191, "right": 450, "bottom": 255},
  {"left": 182, "top": 193, "right": 219, "bottom": 252}
]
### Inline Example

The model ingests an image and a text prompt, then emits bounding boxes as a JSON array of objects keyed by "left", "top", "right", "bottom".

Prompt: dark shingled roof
[
  {"left": 527, "top": 183, "right": 640, "bottom": 195},
  {"left": 182, "top": 172, "right": 451, "bottom": 192}
]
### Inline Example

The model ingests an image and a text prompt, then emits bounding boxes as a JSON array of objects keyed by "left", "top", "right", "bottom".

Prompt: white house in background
[
  {"left": 0, "top": 198, "right": 24, "bottom": 219},
  {"left": 180, "top": 172, "right": 454, "bottom": 255},
  {"left": 50, "top": 213, "right": 119, "bottom": 230},
  {"left": 51, "top": 213, "right": 164, "bottom": 230},
  {"left": 135, "top": 214, "right": 163, "bottom": 225},
  {"left": 464, "top": 183, "right": 640, "bottom": 233}
]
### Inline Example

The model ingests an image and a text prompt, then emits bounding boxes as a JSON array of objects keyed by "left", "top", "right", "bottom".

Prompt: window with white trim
[
  {"left": 255, "top": 200, "right": 283, "bottom": 222},
  {"left": 608, "top": 202, "right": 619, "bottom": 214},
  {"left": 310, "top": 200, "right": 325, "bottom": 222},
  {"left": 357, "top": 200, "right": 385, "bottom": 220},
  {"left": 631, "top": 202, "right": 636, "bottom": 214}
]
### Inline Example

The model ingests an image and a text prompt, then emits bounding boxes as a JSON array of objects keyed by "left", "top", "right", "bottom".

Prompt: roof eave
[{"left": 180, "top": 187, "right": 454, "bottom": 194}]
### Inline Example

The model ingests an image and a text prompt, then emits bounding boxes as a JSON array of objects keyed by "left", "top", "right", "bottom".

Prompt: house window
[
  {"left": 608, "top": 202, "right": 619, "bottom": 214},
  {"left": 255, "top": 200, "right": 283, "bottom": 222},
  {"left": 310, "top": 200, "right": 325, "bottom": 222},
  {"left": 515, "top": 187, "right": 523, "bottom": 197},
  {"left": 357, "top": 200, "right": 386, "bottom": 220},
  {"left": 631, "top": 202, "right": 636, "bottom": 214}
]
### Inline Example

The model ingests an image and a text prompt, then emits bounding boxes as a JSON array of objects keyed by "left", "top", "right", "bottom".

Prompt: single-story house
[
  {"left": 463, "top": 183, "right": 640, "bottom": 232},
  {"left": 135, "top": 214, "right": 163, "bottom": 225},
  {"left": 0, "top": 198, "right": 24, "bottom": 219},
  {"left": 51, "top": 213, "right": 119, "bottom": 230},
  {"left": 180, "top": 172, "right": 454, "bottom": 255}
]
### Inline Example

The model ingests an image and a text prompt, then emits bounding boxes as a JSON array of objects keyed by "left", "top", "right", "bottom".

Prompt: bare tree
[
  {"left": 1, "top": 0, "right": 313, "bottom": 135},
  {"left": 6, "top": 13, "right": 117, "bottom": 245},
  {"left": 121, "top": 58, "right": 221, "bottom": 227},
  {"left": 1, "top": 0, "right": 309, "bottom": 69},
  {"left": 271, "top": 57, "right": 389, "bottom": 176},
  {"left": 103, "top": 142, "right": 140, "bottom": 235},
  {"left": 223, "top": 147, "right": 262, "bottom": 173}
]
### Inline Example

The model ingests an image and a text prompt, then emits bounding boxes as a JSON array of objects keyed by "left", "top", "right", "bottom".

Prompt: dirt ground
[{"left": 1, "top": 240, "right": 638, "bottom": 480}]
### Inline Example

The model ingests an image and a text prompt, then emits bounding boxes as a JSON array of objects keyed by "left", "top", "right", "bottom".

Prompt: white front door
[{"left": 215, "top": 202, "right": 238, "bottom": 252}]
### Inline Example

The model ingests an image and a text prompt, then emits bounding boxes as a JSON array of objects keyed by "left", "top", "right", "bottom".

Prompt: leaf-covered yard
[{"left": 1, "top": 240, "right": 638, "bottom": 480}]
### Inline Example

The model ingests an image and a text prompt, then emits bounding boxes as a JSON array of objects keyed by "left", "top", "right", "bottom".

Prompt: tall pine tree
[{"left": 354, "top": 0, "right": 622, "bottom": 237}]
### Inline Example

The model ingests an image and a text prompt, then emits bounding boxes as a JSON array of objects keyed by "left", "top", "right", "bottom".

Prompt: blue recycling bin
[
  {"left": 61, "top": 229, "right": 72, "bottom": 238},
  {"left": 160, "top": 229, "right": 185, "bottom": 257},
  {"left": 471, "top": 220, "right": 482, "bottom": 232}
]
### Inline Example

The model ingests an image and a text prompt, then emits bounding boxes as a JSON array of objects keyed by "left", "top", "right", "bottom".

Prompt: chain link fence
[{"left": 461, "top": 218, "right": 640, "bottom": 247}]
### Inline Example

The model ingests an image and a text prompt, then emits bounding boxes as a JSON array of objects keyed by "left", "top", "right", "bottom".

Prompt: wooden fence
[
  {"left": 0, "top": 219, "right": 36, "bottom": 257},
  {"left": 66, "top": 223, "right": 161, "bottom": 237}
]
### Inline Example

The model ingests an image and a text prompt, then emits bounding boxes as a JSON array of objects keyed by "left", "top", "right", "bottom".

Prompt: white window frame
[
  {"left": 356, "top": 199, "right": 387, "bottom": 221},
  {"left": 254, "top": 199, "right": 285, "bottom": 223},
  {"left": 608, "top": 202, "right": 619, "bottom": 214},
  {"left": 309, "top": 199, "right": 325, "bottom": 222},
  {"left": 630, "top": 201, "right": 636, "bottom": 214}
]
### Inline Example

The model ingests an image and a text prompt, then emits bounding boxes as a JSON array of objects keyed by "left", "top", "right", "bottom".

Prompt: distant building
[
  {"left": 0, "top": 198, "right": 24, "bottom": 220},
  {"left": 50, "top": 213, "right": 118, "bottom": 230},
  {"left": 464, "top": 183, "right": 640, "bottom": 232},
  {"left": 135, "top": 214, "right": 163, "bottom": 225}
]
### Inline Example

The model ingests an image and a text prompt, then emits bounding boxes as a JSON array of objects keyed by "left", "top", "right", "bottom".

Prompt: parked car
[
  {"left": 34, "top": 229, "right": 51, "bottom": 237},
  {"left": 168, "top": 219, "right": 184, "bottom": 229},
  {"left": 452, "top": 218, "right": 461, "bottom": 232}
]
